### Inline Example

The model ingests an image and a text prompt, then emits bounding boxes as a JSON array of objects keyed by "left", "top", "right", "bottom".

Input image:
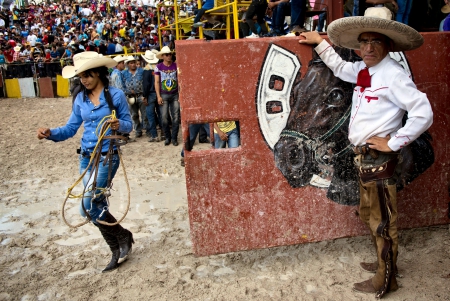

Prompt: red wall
[{"left": 176, "top": 32, "right": 450, "bottom": 256}]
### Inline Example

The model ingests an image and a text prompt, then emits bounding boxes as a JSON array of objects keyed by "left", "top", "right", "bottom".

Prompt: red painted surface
[
  {"left": 176, "top": 32, "right": 450, "bottom": 256},
  {"left": 38, "top": 77, "right": 54, "bottom": 98}
]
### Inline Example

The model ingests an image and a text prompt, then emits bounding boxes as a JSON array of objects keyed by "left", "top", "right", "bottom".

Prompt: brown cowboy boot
[{"left": 360, "top": 234, "right": 378, "bottom": 273}]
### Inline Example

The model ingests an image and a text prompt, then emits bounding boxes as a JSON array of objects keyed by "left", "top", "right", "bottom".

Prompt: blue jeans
[
  {"left": 317, "top": 12, "right": 326, "bottom": 32},
  {"left": 396, "top": 0, "right": 413, "bottom": 25},
  {"left": 353, "top": 0, "right": 359, "bottom": 16},
  {"left": 79, "top": 154, "right": 120, "bottom": 224},
  {"left": 290, "top": 0, "right": 306, "bottom": 27},
  {"left": 181, "top": 123, "right": 210, "bottom": 157},
  {"left": 214, "top": 128, "right": 239, "bottom": 148},
  {"left": 128, "top": 95, "right": 148, "bottom": 135},
  {"left": 272, "top": 1, "right": 290, "bottom": 33},
  {"left": 160, "top": 93, "right": 180, "bottom": 142},
  {"left": 145, "top": 93, "right": 159, "bottom": 138}
]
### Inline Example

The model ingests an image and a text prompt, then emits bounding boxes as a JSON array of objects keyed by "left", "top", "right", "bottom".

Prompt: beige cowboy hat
[
  {"left": 141, "top": 50, "right": 159, "bottom": 64},
  {"left": 442, "top": 4, "right": 450, "bottom": 14},
  {"left": 14, "top": 46, "right": 21, "bottom": 52},
  {"left": 179, "top": 10, "right": 186, "bottom": 17},
  {"left": 113, "top": 55, "right": 128, "bottom": 63},
  {"left": 124, "top": 55, "right": 138, "bottom": 64},
  {"left": 62, "top": 51, "right": 117, "bottom": 79},
  {"left": 156, "top": 46, "right": 173, "bottom": 59},
  {"left": 327, "top": 7, "right": 424, "bottom": 52}
]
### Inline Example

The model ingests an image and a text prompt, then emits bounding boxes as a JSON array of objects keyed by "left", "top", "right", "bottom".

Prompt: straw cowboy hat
[
  {"left": 124, "top": 56, "right": 138, "bottom": 64},
  {"left": 141, "top": 50, "right": 159, "bottom": 64},
  {"left": 62, "top": 51, "right": 117, "bottom": 79},
  {"left": 113, "top": 55, "right": 128, "bottom": 63},
  {"left": 179, "top": 10, "right": 186, "bottom": 17},
  {"left": 327, "top": 7, "right": 423, "bottom": 52},
  {"left": 156, "top": 46, "right": 173, "bottom": 59},
  {"left": 14, "top": 46, "right": 21, "bottom": 52},
  {"left": 442, "top": 4, "right": 450, "bottom": 14}
]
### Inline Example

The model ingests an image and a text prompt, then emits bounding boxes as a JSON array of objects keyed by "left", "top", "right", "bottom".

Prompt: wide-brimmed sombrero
[
  {"left": 156, "top": 46, "right": 173, "bottom": 59},
  {"left": 62, "top": 51, "right": 117, "bottom": 79},
  {"left": 141, "top": 50, "right": 159, "bottom": 64},
  {"left": 113, "top": 55, "right": 128, "bottom": 63},
  {"left": 327, "top": 7, "right": 424, "bottom": 52}
]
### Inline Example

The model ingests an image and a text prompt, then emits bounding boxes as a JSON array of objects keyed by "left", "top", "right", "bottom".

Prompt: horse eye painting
[{"left": 256, "top": 44, "right": 434, "bottom": 206}]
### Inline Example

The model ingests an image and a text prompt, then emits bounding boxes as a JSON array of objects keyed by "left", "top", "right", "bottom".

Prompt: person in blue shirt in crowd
[
  {"left": 122, "top": 56, "right": 147, "bottom": 139},
  {"left": 36, "top": 52, "right": 134, "bottom": 273}
]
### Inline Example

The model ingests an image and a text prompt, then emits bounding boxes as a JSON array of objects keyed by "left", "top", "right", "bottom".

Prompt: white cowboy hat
[
  {"left": 442, "top": 4, "right": 450, "bottom": 14},
  {"left": 14, "top": 46, "right": 21, "bottom": 52},
  {"left": 327, "top": 7, "right": 423, "bottom": 52},
  {"left": 124, "top": 55, "right": 138, "bottom": 64},
  {"left": 113, "top": 55, "right": 128, "bottom": 63},
  {"left": 151, "top": 49, "right": 159, "bottom": 55},
  {"left": 156, "top": 46, "right": 173, "bottom": 59},
  {"left": 179, "top": 10, "right": 186, "bottom": 17},
  {"left": 141, "top": 50, "right": 159, "bottom": 64},
  {"left": 62, "top": 51, "right": 117, "bottom": 79}
]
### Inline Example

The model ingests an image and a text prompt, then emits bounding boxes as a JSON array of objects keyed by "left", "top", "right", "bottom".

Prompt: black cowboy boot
[
  {"left": 96, "top": 224, "right": 121, "bottom": 273},
  {"left": 102, "top": 212, "right": 135, "bottom": 264},
  {"left": 117, "top": 227, "right": 134, "bottom": 264}
]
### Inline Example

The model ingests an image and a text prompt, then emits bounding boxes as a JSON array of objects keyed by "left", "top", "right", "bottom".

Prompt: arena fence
[{"left": 1, "top": 61, "right": 71, "bottom": 98}]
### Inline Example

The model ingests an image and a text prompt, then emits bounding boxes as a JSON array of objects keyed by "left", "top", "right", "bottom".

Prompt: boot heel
[{"left": 118, "top": 230, "right": 134, "bottom": 264}]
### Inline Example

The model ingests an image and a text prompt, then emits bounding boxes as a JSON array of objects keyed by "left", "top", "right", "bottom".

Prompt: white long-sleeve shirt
[{"left": 315, "top": 40, "right": 433, "bottom": 151}]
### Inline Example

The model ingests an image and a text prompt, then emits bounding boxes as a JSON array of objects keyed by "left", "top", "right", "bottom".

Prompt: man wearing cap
[
  {"left": 123, "top": 56, "right": 147, "bottom": 138},
  {"left": 300, "top": 6, "right": 433, "bottom": 298}
]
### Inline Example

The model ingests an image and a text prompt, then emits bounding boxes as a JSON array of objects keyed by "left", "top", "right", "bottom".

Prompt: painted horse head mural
[{"left": 257, "top": 44, "right": 434, "bottom": 206}]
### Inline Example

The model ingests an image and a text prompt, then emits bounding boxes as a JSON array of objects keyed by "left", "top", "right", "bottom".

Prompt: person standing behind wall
[
  {"left": 141, "top": 50, "right": 161, "bottom": 143},
  {"left": 154, "top": 46, "right": 180, "bottom": 146}
]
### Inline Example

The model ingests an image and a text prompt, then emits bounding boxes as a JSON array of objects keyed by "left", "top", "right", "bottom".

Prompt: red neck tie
[{"left": 356, "top": 67, "right": 371, "bottom": 92}]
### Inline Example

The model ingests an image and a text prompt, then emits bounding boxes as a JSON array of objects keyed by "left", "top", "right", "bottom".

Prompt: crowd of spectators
[
  {"left": 0, "top": 0, "right": 448, "bottom": 67},
  {"left": 0, "top": 0, "right": 197, "bottom": 67}
]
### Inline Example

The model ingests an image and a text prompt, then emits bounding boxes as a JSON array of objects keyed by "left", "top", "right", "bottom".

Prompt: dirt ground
[{"left": 0, "top": 97, "right": 449, "bottom": 301}]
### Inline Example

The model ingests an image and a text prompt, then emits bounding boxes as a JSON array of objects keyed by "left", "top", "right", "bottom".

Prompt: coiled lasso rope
[{"left": 61, "top": 110, "right": 131, "bottom": 228}]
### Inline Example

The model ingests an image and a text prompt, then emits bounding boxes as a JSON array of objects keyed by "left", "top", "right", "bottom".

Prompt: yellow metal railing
[{"left": 156, "top": 0, "right": 253, "bottom": 45}]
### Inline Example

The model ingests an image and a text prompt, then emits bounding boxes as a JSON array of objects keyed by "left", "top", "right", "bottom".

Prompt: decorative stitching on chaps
[{"left": 375, "top": 179, "right": 393, "bottom": 299}]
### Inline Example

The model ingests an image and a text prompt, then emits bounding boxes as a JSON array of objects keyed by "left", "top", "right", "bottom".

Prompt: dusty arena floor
[{"left": 0, "top": 97, "right": 449, "bottom": 300}]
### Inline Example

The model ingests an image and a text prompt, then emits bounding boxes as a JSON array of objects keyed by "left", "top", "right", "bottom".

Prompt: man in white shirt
[
  {"left": 300, "top": 6, "right": 432, "bottom": 299},
  {"left": 115, "top": 38, "right": 124, "bottom": 53},
  {"left": 27, "top": 30, "right": 38, "bottom": 46},
  {"left": 81, "top": 5, "right": 92, "bottom": 16}
]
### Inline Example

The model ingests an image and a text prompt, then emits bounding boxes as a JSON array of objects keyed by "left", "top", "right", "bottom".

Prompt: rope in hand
[{"left": 61, "top": 110, "right": 131, "bottom": 228}]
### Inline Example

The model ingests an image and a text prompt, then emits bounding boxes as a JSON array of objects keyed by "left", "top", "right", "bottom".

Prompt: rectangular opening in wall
[{"left": 185, "top": 120, "right": 241, "bottom": 152}]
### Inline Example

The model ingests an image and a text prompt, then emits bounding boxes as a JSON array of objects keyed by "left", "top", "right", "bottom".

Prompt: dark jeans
[
  {"left": 193, "top": 8, "right": 207, "bottom": 23},
  {"left": 272, "top": 1, "right": 290, "bottom": 32},
  {"left": 181, "top": 123, "right": 210, "bottom": 157},
  {"left": 160, "top": 93, "right": 180, "bottom": 142},
  {"left": 291, "top": 0, "right": 307, "bottom": 27},
  {"left": 145, "top": 93, "right": 159, "bottom": 138},
  {"left": 245, "top": 0, "right": 268, "bottom": 35}
]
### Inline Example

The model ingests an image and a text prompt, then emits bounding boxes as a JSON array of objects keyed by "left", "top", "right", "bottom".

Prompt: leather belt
[
  {"left": 77, "top": 148, "right": 119, "bottom": 158},
  {"left": 352, "top": 144, "right": 379, "bottom": 159}
]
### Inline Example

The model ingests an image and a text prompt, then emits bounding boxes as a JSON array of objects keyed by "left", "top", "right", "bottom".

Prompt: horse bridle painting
[{"left": 256, "top": 44, "right": 434, "bottom": 206}]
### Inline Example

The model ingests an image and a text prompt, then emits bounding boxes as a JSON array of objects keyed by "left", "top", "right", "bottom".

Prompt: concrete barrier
[{"left": 177, "top": 32, "right": 450, "bottom": 256}]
